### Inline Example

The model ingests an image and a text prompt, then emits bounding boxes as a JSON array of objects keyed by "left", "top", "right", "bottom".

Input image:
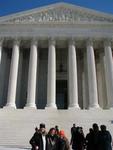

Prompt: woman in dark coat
[{"left": 47, "top": 128, "right": 59, "bottom": 150}]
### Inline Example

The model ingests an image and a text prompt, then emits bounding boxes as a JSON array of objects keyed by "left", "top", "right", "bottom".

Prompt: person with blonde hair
[{"left": 58, "top": 130, "right": 70, "bottom": 150}]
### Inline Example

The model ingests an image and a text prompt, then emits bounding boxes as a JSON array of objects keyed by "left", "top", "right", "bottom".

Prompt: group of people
[
  {"left": 29, "top": 123, "right": 112, "bottom": 150},
  {"left": 30, "top": 123, "right": 70, "bottom": 150},
  {"left": 71, "top": 123, "right": 112, "bottom": 150}
]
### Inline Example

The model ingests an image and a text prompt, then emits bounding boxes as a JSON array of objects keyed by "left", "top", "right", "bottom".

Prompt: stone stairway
[
  {"left": 0, "top": 109, "right": 113, "bottom": 148},
  {"left": 0, "top": 147, "right": 29, "bottom": 150}
]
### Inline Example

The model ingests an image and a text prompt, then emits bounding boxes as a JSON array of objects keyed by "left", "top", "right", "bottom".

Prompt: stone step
[
  {"left": 0, "top": 109, "right": 112, "bottom": 147},
  {"left": 0, "top": 147, "right": 30, "bottom": 150}
]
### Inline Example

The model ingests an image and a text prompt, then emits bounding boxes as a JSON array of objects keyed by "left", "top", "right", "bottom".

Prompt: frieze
[{"left": 3, "top": 7, "right": 113, "bottom": 24}]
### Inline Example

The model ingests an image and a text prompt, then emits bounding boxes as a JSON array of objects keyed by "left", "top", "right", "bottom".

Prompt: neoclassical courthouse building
[
  {"left": 0, "top": 2, "right": 113, "bottom": 147},
  {"left": 0, "top": 2, "right": 113, "bottom": 110}
]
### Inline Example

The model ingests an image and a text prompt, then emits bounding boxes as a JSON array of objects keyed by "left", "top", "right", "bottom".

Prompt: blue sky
[{"left": 0, "top": 0, "right": 113, "bottom": 17}]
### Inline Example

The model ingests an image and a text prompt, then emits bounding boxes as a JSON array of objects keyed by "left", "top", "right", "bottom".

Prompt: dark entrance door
[{"left": 56, "top": 80, "right": 68, "bottom": 109}]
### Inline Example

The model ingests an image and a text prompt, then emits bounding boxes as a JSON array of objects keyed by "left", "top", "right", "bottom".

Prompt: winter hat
[
  {"left": 40, "top": 123, "right": 45, "bottom": 129},
  {"left": 59, "top": 130, "right": 65, "bottom": 137}
]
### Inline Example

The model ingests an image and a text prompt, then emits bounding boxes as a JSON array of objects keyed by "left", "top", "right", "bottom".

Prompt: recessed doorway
[{"left": 56, "top": 80, "right": 68, "bottom": 109}]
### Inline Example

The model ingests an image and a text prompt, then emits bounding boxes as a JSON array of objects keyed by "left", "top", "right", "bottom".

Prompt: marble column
[
  {"left": 104, "top": 41, "right": 113, "bottom": 108},
  {"left": 0, "top": 39, "right": 3, "bottom": 65},
  {"left": 82, "top": 51, "right": 89, "bottom": 109},
  {"left": 100, "top": 53, "right": 108, "bottom": 108},
  {"left": 25, "top": 40, "right": 38, "bottom": 108},
  {"left": 82, "top": 71, "right": 87, "bottom": 109},
  {"left": 0, "top": 39, "right": 3, "bottom": 106},
  {"left": 87, "top": 40, "right": 100, "bottom": 109},
  {"left": 68, "top": 39, "right": 80, "bottom": 109},
  {"left": 6, "top": 39, "right": 20, "bottom": 108},
  {"left": 46, "top": 38, "right": 57, "bottom": 109}
]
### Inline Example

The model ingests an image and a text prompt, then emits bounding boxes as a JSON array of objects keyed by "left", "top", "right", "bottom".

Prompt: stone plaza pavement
[{"left": 0, "top": 147, "right": 30, "bottom": 150}]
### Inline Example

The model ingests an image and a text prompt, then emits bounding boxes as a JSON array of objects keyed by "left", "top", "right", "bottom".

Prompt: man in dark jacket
[
  {"left": 30, "top": 123, "right": 48, "bottom": 150},
  {"left": 86, "top": 128, "right": 94, "bottom": 150},
  {"left": 98, "top": 125, "right": 112, "bottom": 150},
  {"left": 71, "top": 126, "right": 85, "bottom": 150},
  {"left": 71, "top": 124, "right": 76, "bottom": 136},
  {"left": 92, "top": 123, "right": 100, "bottom": 150}
]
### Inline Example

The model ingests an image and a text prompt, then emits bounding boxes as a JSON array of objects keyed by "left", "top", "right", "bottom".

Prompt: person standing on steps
[
  {"left": 70, "top": 126, "right": 85, "bottom": 150},
  {"left": 98, "top": 125, "right": 112, "bottom": 150},
  {"left": 29, "top": 123, "right": 48, "bottom": 150},
  {"left": 58, "top": 130, "right": 70, "bottom": 150},
  {"left": 55, "top": 125, "right": 59, "bottom": 136},
  {"left": 85, "top": 128, "right": 94, "bottom": 150},
  {"left": 71, "top": 124, "right": 76, "bottom": 136},
  {"left": 47, "top": 128, "right": 59, "bottom": 150}
]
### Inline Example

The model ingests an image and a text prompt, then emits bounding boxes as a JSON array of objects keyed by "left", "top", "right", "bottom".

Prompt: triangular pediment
[{"left": 0, "top": 2, "right": 113, "bottom": 24}]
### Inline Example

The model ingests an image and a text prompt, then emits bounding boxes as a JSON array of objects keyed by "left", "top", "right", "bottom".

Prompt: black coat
[
  {"left": 71, "top": 127, "right": 76, "bottom": 136},
  {"left": 71, "top": 131, "right": 85, "bottom": 150},
  {"left": 86, "top": 132, "right": 95, "bottom": 150},
  {"left": 47, "top": 135, "right": 59, "bottom": 150},
  {"left": 98, "top": 130, "right": 112, "bottom": 150},
  {"left": 58, "top": 137, "right": 70, "bottom": 150},
  {"left": 30, "top": 132, "right": 48, "bottom": 150}
]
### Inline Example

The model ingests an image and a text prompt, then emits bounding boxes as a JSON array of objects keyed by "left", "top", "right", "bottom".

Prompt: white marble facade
[{"left": 0, "top": 2, "right": 113, "bottom": 109}]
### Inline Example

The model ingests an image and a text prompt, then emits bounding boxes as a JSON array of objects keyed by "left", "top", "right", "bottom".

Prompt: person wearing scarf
[
  {"left": 58, "top": 130, "right": 70, "bottom": 150},
  {"left": 47, "top": 128, "right": 59, "bottom": 150}
]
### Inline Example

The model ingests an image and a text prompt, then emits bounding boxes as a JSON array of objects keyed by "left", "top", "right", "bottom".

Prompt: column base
[
  {"left": 109, "top": 107, "right": 113, "bottom": 110},
  {"left": 4, "top": 103, "right": 16, "bottom": 109},
  {"left": 45, "top": 104, "right": 57, "bottom": 110},
  {"left": 88, "top": 105, "right": 101, "bottom": 110},
  {"left": 68, "top": 105, "right": 80, "bottom": 110},
  {"left": 106, "top": 104, "right": 113, "bottom": 109},
  {"left": 24, "top": 103, "right": 36, "bottom": 109}
]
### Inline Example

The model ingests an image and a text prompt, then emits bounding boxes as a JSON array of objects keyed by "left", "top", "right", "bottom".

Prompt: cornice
[{"left": 0, "top": 33, "right": 112, "bottom": 41}]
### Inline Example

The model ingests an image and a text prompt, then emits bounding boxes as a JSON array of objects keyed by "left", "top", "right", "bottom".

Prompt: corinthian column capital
[
  {"left": 13, "top": 38, "right": 21, "bottom": 46},
  {"left": 0, "top": 38, "right": 4, "bottom": 46},
  {"left": 69, "top": 38, "right": 75, "bottom": 46},
  {"left": 49, "top": 37, "right": 56, "bottom": 46},
  {"left": 87, "top": 38, "right": 93, "bottom": 47},
  {"left": 104, "top": 40, "right": 111, "bottom": 47},
  {"left": 31, "top": 39, "right": 38, "bottom": 46}
]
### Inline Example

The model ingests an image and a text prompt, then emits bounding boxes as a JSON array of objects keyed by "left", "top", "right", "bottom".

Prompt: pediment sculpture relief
[{"left": 2, "top": 7, "right": 113, "bottom": 24}]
